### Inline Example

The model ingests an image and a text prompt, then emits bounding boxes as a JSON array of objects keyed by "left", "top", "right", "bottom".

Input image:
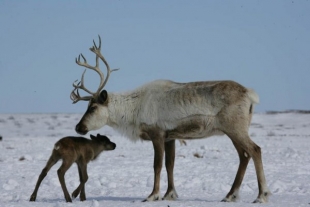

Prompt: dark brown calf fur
[{"left": 29, "top": 134, "right": 116, "bottom": 202}]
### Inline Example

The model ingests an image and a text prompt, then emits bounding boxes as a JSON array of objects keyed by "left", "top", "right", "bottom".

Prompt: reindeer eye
[{"left": 88, "top": 106, "right": 97, "bottom": 113}]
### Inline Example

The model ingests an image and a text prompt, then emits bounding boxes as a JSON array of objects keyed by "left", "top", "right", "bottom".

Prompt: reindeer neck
[
  {"left": 107, "top": 92, "right": 139, "bottom": 126},
  {"left": 106, "top": 91, "right": 142, "bottom": 139}
]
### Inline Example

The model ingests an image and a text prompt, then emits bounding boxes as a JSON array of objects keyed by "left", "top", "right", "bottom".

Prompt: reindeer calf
[{"left": 29, "top": 134, "right": 116, "bottom": 202}]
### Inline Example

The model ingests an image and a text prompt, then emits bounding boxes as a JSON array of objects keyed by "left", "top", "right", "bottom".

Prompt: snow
[{"left": 0, "top": 113, "right": 310, "bottom": 207}]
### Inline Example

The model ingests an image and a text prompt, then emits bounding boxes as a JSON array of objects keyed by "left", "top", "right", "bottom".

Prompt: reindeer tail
[{"left": 247, "top": 88, "right": 259, "bottom": 104}]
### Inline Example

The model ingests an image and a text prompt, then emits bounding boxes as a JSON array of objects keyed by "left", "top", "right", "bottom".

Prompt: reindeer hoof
[
  {"left": 253, "top": 197, "right": 267, "bottom": 203},
  {"left": 80, "top": 195, "right": 86, "bottom": 201},
  {"left": 221, "top": 193, "right": 239, "bottom": 202},
  {"left": 65, "top": 196, "right": 72, "bottom": 203},
  {"left": 253, "top": 191, "right": 270, "bottom": 203},
  {"left": 253, "top": 198, "right": 264, "bottom": 203},
  {"left": 142, "top": 193, "right": 161, "bottom": 202},
  {"left": 29, "top": 194, "right": 36, "bottom": 202},
  {"left": 163, "top": 189, "right": 178, "bottom": 200},
  {"left": 72, "top": 190, "right": 80, "bottom": 199}
]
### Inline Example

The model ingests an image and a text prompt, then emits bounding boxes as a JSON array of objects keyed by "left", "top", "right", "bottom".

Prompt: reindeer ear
[
  {"left": 90, "top": 134, "right": 96, "bottom": 140},
  {"left": 98, "top": 90, "right": 108, "bottom": 104}
]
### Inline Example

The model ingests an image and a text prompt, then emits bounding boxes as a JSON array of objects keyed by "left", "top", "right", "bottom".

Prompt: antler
[{"left": 70, "top": 35, "right": 119, "bottom": 103}]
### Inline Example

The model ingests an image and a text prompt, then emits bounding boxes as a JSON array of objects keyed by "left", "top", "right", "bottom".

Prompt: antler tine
[
  {"left": 92, "top": 35, "right": 101, "bottom": 50},
  {"left": 72, "top": 69, "right": 95, "bottom": 95},
  {"left": 70, "top": 81, "right": 93, "bottom": 103},
  {"left": 75, "top": 53, "right": 89, "bottom": 67},
  {"left": 70, "top": 69, "right": 95, "bottom": 103},
  {"left": 101, "top": 67, "right": 119, "bottom": 91},
  {"left": 80, "top": 53, "right": 87, "bottom": 63},
  {"left": 70, "top": 87, "right": 93, "bottom": 103}
]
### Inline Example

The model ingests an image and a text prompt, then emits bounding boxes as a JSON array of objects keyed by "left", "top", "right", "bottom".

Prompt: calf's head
[{"left": 90, "top": 133, "right": 116, "bottom": 151}]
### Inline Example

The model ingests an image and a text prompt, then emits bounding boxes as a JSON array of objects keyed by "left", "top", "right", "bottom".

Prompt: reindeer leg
[
  {"left": 143, "top": 136, "right": 165, "bottom": 202},
  {"left": 72, "top": 163, "right": 83, "bottom": 199},
  {"left": 57, "top": 160, "right": 74, "bottom": 202},
  {"left": 228, "top": 133, "right": 270, "bottom": 203},
  {"left": 222, "top": 140, "right": 250, "bottom": 202},
  {"left": 30, "top": 156, "right": 58, "bottom": 201},
  {"left": 163, "top": 139, "right": 178, "bottom": 200},
  {"left": 247, "top": 140, "right": 270, "bottom": 203}
]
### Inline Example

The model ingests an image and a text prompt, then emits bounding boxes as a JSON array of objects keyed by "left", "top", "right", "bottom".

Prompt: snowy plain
[{"left": 0, "top": 112, "right": 309, "bottom": 207}]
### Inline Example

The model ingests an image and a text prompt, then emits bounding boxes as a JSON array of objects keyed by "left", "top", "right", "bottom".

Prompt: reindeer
[
  {"left": 70, "top": 36, "right": 270, "bottom": 203},
  {"left": 29, "top": 134, "right": 116, "bottom": 202}
]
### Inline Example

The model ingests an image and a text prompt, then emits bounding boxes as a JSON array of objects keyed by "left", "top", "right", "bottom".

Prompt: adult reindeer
[{"left": 71, "top": 36, "right": 270, "bottom": 203}]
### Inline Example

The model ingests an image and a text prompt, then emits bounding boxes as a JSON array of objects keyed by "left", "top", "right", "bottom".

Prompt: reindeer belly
[
  {"left": 165, "top": 115, "right": 224, "bottom": 139},
  {"left": 138, "top": 113, "right": 224, "bottom": 141}
]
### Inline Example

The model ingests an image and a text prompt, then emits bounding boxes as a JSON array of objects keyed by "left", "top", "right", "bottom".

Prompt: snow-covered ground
[{"left": 0, "top": 112, "right": 309, "bottom": 207}]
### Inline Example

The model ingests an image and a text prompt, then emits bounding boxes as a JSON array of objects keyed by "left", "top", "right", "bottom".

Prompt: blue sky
[{"left": 0, "top": 0, "right": 309, "bottom": 113}]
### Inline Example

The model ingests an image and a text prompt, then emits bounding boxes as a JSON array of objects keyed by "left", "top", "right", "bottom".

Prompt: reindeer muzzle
[{"left": 75, "top": 124, "right": 88, "bottom": 135}]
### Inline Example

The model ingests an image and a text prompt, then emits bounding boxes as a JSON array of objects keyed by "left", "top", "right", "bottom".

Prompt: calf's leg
[
  {"left": 30, "top": 156, "right": 58, "bottom": 201},
  {"left": 57, "top": 160, "right": 74, "bottom": 202}
]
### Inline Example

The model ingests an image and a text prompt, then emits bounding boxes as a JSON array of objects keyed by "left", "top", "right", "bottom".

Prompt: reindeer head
[{"left": 71, "top": 36, "right": 118, "bottom": 135}]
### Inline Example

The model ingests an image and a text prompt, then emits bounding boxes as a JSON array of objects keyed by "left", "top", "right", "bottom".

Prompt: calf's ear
[
  {"left": 90, "top": 134, "right": 96, "bottom": 140},
  {"left": 98, "top": 90, "right": 108, "bottom": 104}
]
